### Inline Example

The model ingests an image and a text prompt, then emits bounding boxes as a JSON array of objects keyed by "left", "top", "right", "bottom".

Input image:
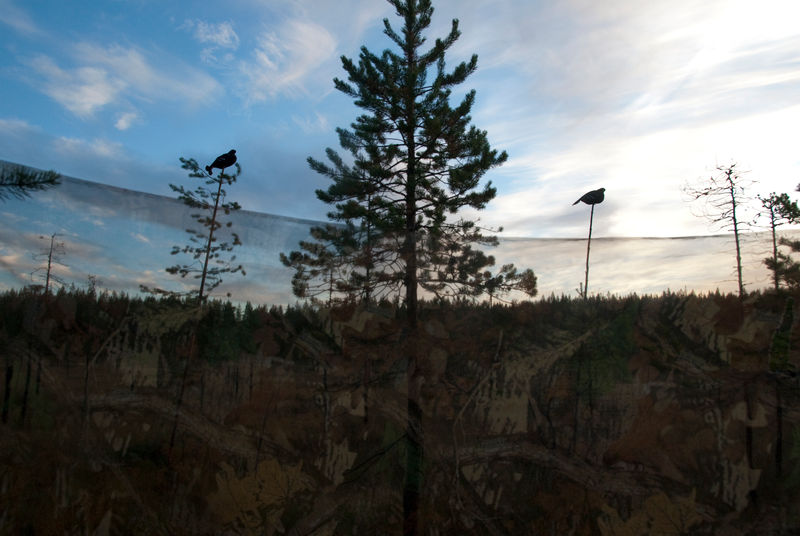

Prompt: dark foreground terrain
[{"left": 1, "top": 289, "right": 798, "bottom": 534}]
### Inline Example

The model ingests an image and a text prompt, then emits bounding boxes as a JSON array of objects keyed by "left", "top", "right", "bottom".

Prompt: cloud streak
[
  {"left": 23, "top": 43, "right": 223, "bottom": 122},
  {"left": 0, "top": 0, "right": 41, "bottom": 35},
  {"left": 240, "top": 20, "right": 337, "bottom": 102},
  {"left": 442, "top": 0, "right": 800, "bottom": 238}
]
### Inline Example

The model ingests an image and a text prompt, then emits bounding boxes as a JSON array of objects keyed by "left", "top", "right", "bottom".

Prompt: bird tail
[
  {"left": 572, "top": 200, "right": 579, "bottom": 205},
  {"left": 205, "top": 165, "right": 212, "bottom": 174}
]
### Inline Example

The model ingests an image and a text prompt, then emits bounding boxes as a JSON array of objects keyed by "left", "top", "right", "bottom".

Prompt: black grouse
[
  {"left": 572, "top": 187, "right": 605, "bottom": 206},
  {"left": 206, "top": 150, "right": 237, "bottom": 175}
]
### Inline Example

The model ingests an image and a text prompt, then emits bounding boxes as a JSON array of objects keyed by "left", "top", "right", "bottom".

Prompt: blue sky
[{"left": 2, "top": 0, "right": 800, "bottom": 239}]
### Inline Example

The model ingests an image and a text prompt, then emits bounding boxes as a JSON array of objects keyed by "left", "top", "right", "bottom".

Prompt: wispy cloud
[
  {"left": 54, "top": 136, "right": 124, "bottom": 159},
  {"left": 73, "top": 43, "right": 223, "bottom": 106},
  {"left": 240, "top": 20, "right": 337, "bottom": 102},
  {"left": 181, "top": 19, "right": 240, "bottom": 64},
  {"left": 442, "top": 0, "right": 800, "bottom": 238},
  {"left": 23, "top": 43, "right": 223, "bottom": 120},
  {"left": 292, "top": 112, "right": 329, "bottom": 134},
  {"left": 29, "top": 55, "right": 121, "bottom": 118},
  {"left": 0, "top": 0, "right": 41, "bottom": 35},
  {"left": 185, "top": 19, "right": 240, "bottom": 49}
]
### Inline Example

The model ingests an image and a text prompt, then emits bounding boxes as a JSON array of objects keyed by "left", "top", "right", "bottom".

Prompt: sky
[
  {"left": 2, "top": 0, "right": 800, "bottom": 239},
  {"left": 1, "top": 1, "right": 800, "bottom": 302},
  {"left": 1, "top": 170, "right": 789, "bottom": 303}
]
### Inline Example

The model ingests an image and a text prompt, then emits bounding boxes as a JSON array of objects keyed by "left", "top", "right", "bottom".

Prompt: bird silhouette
[
  {"left": 206, "top": 150, "right": 237, "bottom": 175},
  {"left": 572, "top": 187, "right": 605, "bottom": 206}
]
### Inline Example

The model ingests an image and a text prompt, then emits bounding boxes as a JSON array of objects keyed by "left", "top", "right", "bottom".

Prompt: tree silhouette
[
  {"left": 30, "top": 232, "right": 67, "bottom": 296},
  {"left": 141, "top": 154, "right": 246, "bottom": 453},
  {"left": 757, "top": 192, "right": 800, "bottom": 291},
  {"left": 141, "top": 156, "right": 245, "bottom": 303},
  {"left": 683, "top": 163, "right": 753, "bottom": 298},
  {"left": 0, "top": 165, "right": 60, "bottom": 201},
  {"left": 293, "top": 1, "right": 536, "bottom": 531}
]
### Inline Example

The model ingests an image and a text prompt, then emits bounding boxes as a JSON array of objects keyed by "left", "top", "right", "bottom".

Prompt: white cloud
[
  {"left": 114, "top": 112, "right": 139, "bottom": 131},
  {"left": 240, "top": 20, "right": 337, "bottom": 101},
  {"left": 53, "top": 136, "right": 124, "bottom": 159},
  {"left": 29, "top": 55, "right": 122, "bottom": 118},
  {"left": 0, "top": 117, "right": 36, "bottom": 135},
  {"left": 132, "top": 232, "right": 150, "bottom": 244},
  {"left": 436, "top": 0, "right": 800, "bottom": 238},
  {"left": 24, "top": 43, "right": 223, "bottom": 120},
  {"left": 73, "top": 43, "right": 222, "bottom": 106}
]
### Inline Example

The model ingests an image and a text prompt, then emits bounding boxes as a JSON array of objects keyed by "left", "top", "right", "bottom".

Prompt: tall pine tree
[
  {"left": 290, "top": 1, "right": 536, "bottom": 532},
  {"left": 757, "top": 191, "right": 800, "bottom": 291}
]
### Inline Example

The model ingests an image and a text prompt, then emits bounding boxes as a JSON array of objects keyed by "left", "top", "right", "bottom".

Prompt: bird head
[{"left": 229, "top": 150, "right": 236, "bottom": 155}]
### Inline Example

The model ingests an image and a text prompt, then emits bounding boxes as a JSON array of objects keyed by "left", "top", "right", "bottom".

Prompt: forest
[
  {"left": 3, "top": 0, "right": 800, "bottom": 534},
  {"left": 0, "top": 286, "right": 799, "bottom": 534}
]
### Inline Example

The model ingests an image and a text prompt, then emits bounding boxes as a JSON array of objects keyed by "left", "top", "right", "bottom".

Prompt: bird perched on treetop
[
  {"left": 572, "top": 187, "right": 605, "bottom": 206},
  {"left": 206, "top": 150, "right": 237, "bottom": 175}
]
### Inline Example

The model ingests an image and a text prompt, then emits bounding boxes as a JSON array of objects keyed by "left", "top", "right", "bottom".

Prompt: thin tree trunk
[
  {"left": 571, "top": 353, "right": 581, "bottom": 454},
  {"left": 728, "top": 171, "right": 744, "bottom": 297},
  {"left": 83, "top": 342, "right": 90, "bottom": 423},
  {"left": 20, "top": 344, "right": 32, "bottom": 426},
  {"left": 249, "top": 358, "right": 254, "bottom": 402},
  {"left": 770, "top": 212, "right": 779, "bottom": 291},
  {"left": 199, "top": 370, "right": 205, "bottom": 412},
  {"left": 363, "top": 358, "right": 369, "bottom": 424},
  {"left": 745, "top": 382, "right": 754, "bottom": 469},
  {"left": 2, "top": 363, "right": 12, "bottom": 424},
  {"left": 45, "top": 233, "right": 55, "bottom": 297},
  {"left": 198, "top": 178, "right": 224, "bottom": 304},
  {"left": 169, "top": 332, "right": 196, "bottom": 453},
  {"left": 584, "top": 204, "right": 595, "bottom": 299},
  {"left": 776, "top": 378, "right": 783, "bottom": 478}
]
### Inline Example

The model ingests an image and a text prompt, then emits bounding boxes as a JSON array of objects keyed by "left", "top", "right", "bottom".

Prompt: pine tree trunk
[
  {"left": 2, "top": 363, "right": 12, "bottom": 424},
  {"left": 20, "top": 345, "right": 32, "bottom": 426},
  {"left": 35, "top": 354, "right": 41, "bottom": 395},
  {"left": 45, "top": 233, "right": 54, "bottom": 297},
  {"left": 770, "top": 213, "right": 779, "bottom": 291},
  {"left": 403, "top": 8, "right": 422, "bottom": 531},
  {"left": 169, "top": 332, "right": 196, "bottom": 453},
  {"left": 728, "top": 171, "right": 744, "bottom": 297},
  {"left": 197, "top": 178, "right": 224, "bottom": 304},
  {"left": 83, "top": 342, "right": 90, "bottom": 423},
  {"left": 775, "top": 379, "right": 783, "bottom": 478}
]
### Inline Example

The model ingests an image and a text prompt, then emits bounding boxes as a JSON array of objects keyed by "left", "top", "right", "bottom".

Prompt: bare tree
[
  {"left": 683, "top": 163, "right": 753, "bottom": 297},
  {"left": 31, "top": 232, "right": 67, "bottom": 296}
]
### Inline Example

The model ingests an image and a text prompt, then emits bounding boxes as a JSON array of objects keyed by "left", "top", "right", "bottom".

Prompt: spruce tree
[
  {"left": 757, "top": 192, "right": 800, "bottom": 291},
  {"left": 292, "top": 0, "right": 538, "bottom": 308},
  {"left": 141, "top": 157, "right": 245, "bottom": 303},
  {"left": 291, "top": 1, "right": 536, "bottom": 531},
  {"left": 141, "top": 156, "right": 246, "bottom": 452}
]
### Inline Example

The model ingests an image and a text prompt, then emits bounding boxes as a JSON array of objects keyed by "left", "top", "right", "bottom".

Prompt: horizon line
[{"left": 4, "top": 159, "right": 798, "bottom": 242}]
